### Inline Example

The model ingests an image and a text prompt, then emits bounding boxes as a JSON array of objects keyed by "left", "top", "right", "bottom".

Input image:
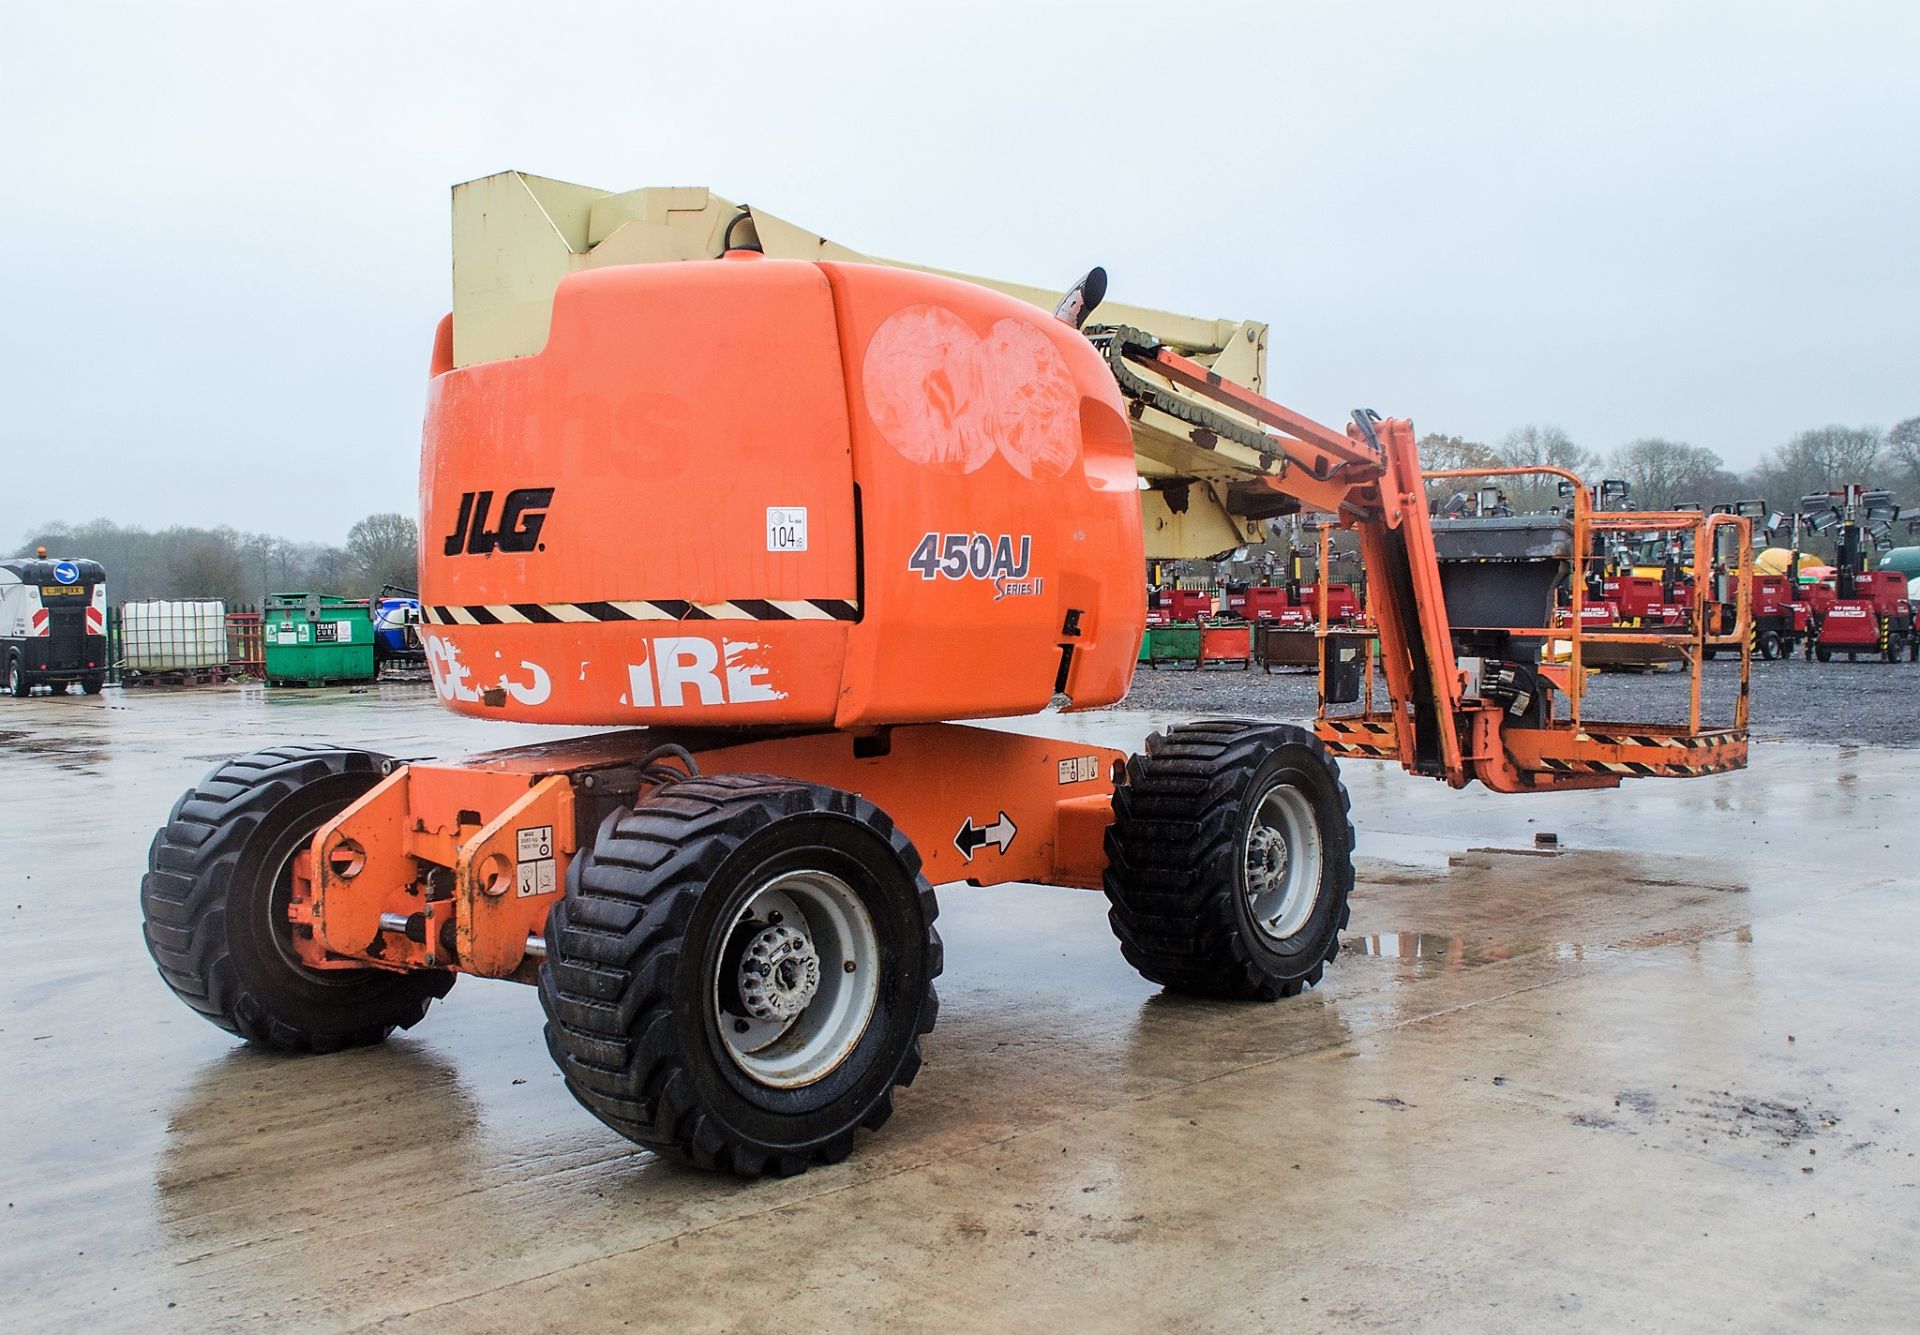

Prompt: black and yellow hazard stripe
[
  {"left": 425, "top": 598, "right": 861, "bottom": 626},
  {"left": 1317, "top": 717, "right": 1399, "bottom": 758}
]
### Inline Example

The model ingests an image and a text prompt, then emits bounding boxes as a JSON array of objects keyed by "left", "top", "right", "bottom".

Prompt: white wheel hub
[
  {"left": 737, "top": 922, "right": 821, "bottom": 1023},
  {"left": 716, "top": 871, "right": 881, "bottom": 1089},
  {"left": 1242, "top": 780, "right": 1323, "bottom": 943}
]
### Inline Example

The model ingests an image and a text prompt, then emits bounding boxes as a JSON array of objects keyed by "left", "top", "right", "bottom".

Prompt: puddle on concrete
[
  {"left": 1341, "top": 932, "right": 1603, "bottom": 973},
  {"left": 1341, "top": 932, "right": 1525, "bottom": 970},
  {"left": 1347, "top": 932, "right": 1467, "bottom": 961}
]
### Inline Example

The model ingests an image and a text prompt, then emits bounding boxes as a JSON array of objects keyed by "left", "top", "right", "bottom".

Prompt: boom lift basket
[{"left": 1316, "top": 466, "right": 1751, "bottom": 788}]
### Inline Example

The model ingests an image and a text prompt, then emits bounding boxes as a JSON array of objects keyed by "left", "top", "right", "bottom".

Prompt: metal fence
[{"left": 226, "top": 611, "right": 265, "bottom": 678}]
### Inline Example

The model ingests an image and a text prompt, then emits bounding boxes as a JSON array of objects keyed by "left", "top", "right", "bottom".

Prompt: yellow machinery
[{"left": 452, "top": 171, "right": 1287, "bottom": 559}]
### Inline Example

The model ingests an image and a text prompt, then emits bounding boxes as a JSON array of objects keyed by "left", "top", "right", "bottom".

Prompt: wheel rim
[
  {"left": 715, "top": 869, "right": 881, "bottom": 1089},
  {"left": 264, "top": 836, "right": 366, "bottom": 987},
  {"left": 1242, "top": 780, "right": 1323, "bottom": 943}
]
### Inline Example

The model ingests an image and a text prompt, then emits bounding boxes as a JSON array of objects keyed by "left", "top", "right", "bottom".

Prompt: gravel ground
[{"left": 1117, "top": 654, "right": 1920, "bottom": 747}]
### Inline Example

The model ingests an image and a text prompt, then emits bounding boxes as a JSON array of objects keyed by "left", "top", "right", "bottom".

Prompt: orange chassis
[{"left": 295, "top": 723, "right": 1128, "bottom": 982}]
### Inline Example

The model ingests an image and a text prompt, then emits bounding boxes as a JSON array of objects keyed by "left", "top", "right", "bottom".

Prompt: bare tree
[
  {"left": 163, "top": 530, "right": 250, "bottom": 604},
  {"left": 1417, "top": 432, "right": 1503, "bottom": 474},
  {"left": 1417, "top": 432, "right": 1506, "bottom": 508},
  {"left": 307, "top": 546, "right": 357, "bottom": 594},
  {"left": 1609, "top": 438, "right": 1728, "bottom": 509},
  {"left": 345, "top": 513, "right": 420, "bottom": 593},
  {"left": 1751, "top": 424, "right": 1884, "bottom": 509},
  {"left": 1493, "top": 425, "right": 1602, "bottom": 511},
  {"left": 1886, "top": 417, "right": 1920, "bottom": 496}
]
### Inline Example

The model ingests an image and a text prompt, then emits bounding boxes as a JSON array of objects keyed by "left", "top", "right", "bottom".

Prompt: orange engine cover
[{"left": 418, "top": 255, "right": 1146, "bottom": 727}]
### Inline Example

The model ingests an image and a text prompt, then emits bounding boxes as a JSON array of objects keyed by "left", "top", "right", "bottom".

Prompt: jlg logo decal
[
  {"left": 443, "top": 488, "right": 554, "bottom": 556},
  {"left": 626, "top": 637, "right": 786, "bottom": 708}
]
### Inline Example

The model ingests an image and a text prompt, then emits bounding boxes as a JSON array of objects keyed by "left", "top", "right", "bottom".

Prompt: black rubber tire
[
  {"left": 140, "top": 745, "right": 455, "bottom": 1051},
  {"left": 7, "top": 657, "right": 26, "bottom": 697},
  {"left": 539, "top": 773, "right": 941, "bottom": 1176},
  {"left": 1816, "top": 645, "right": 1832, "bottom": 663},
  {"left": 1104, "top": 720, "right": 1355, "bottom": 1001},
  {"left": 1758, "top": 630, "right": 1781, "bottom": 661},
  {"left": 1702, "top": 646, "right": 1718, "bottom": 661},
  {"left": 81, "top": 674, "right": 104, "bottom": 694}
]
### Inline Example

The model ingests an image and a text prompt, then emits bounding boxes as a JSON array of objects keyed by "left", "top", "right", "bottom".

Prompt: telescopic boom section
[{"left": 1103, "top": 334, "right": 1749, "bottom": 795}]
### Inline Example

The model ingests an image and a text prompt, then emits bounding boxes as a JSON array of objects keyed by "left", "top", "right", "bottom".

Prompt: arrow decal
[{"left": 953, "top": 811, "right": 1017, "bottom": 862}]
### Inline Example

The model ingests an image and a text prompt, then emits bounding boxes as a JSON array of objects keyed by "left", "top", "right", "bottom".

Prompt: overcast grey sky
[{"left": 4, "top": 1, "right": 1915, "bottom": 543}]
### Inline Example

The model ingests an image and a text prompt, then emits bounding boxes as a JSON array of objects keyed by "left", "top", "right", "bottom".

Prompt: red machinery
[
  {"left": 1568, "top": 573, "right": 1691, "bottom": 670},
  {"left": 1807, "top": 571, "right": 1915, "bottom": 661},
  {"left": 1696, "top": 569, "right": 1807, "bottom": 661},
  {"left": 1740, "top": 573, "right": 1807, "bottom": 660},
  {"left": 1146, "top": 586, "right": 1215, "bottom": 624},
  {"left": 1798, "top": 488, "right": 1917, "bottom": 663},
  {"left": 1225, "top": 581, "right": 1361, "bottom": 624},
  {"left": 1593, "top": 574, "right": 1687, "bottom": 630}
]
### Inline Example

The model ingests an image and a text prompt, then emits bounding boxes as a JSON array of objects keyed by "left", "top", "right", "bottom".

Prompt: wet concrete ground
[{"left": 3, "top": 684, "right": 1917, "bottom": 1331}]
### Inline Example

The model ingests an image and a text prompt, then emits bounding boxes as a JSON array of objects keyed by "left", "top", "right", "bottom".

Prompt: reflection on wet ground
[
  {"left": 1, "top": 693, "right": 1916, "bottom": 1330},
  {"left": 1345, "top": 931, "right": 1509, "bottom": 970}
]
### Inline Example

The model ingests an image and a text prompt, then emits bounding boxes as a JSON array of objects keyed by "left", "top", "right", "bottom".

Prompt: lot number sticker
[{"left": 767, "top": 507, "right": 808, "bottom": 552}]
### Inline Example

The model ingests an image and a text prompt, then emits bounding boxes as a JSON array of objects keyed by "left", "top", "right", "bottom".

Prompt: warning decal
[{"left": 515, "top": 824, "right": 556, "bottom": 898}]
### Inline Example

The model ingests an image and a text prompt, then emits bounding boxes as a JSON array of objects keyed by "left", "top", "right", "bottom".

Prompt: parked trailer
[{"left": 0, "top": 556, "right": 108, "bottom": 695}]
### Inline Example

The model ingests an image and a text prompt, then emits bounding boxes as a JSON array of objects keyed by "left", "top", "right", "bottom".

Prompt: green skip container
[
  {"left": 264, "top": 593, "right": 376, "bottom": 686},
  {"left": 1144, "top": 622, "right": 1202, "bottom": 668}
]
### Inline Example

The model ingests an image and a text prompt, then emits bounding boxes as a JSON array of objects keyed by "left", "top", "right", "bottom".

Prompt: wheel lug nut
[{"left": 843, "top": 959, "right": 856, "bottom": 973}]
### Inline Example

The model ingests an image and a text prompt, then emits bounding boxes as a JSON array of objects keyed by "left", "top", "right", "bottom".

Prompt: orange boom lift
[{"left": 140, "top": 182, "right": 1749, "bottom": 1175}]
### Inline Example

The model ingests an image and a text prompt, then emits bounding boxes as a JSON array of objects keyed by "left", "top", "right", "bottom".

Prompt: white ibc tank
[{"left": 122, "top": 600, "right": 229, "bottom": 671}]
